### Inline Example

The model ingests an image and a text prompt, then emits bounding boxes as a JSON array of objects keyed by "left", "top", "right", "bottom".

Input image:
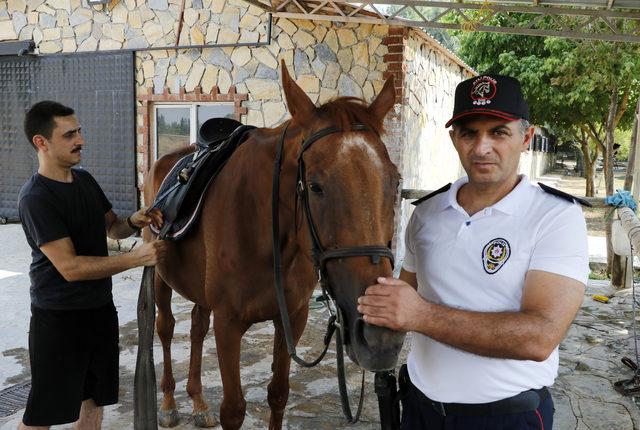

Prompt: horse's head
[{"left": 281, "top": 62, "right": 405, "bottom": 371}]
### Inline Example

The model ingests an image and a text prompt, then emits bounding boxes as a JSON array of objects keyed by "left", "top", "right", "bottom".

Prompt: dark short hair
[{"left": 24, "top": 101, "right": 75, "bottom": 150}]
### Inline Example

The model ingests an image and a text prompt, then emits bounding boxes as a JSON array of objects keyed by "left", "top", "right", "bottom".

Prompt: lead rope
[{"left": 334, "top": 304, "right": 366, "bottom": 423}]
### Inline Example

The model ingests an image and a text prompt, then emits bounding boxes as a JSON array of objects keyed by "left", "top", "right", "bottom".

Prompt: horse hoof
[
  {"left": 158, "top": 408, "right": 181, "bottom": 427},
  {"left": 193, "top": 410, "right": 218, "bottom": 428}
]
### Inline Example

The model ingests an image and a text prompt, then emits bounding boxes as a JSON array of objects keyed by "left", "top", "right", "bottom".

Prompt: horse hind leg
[
  {"left": 214, "top": 315, "right": 249, "bottom": 430},
  {"left": 186, "top": 304, "right": 217, "bottom": 427},
  {"left": 155, "top": 275, "right": 180, "bottom": 427},
  {"left": 268, "top": 308, "right": 309, "bottom": 430}
]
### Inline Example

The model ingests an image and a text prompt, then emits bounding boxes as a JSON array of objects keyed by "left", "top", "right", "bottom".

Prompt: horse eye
[{"left": 308, "top": 183, "right": 324, "bottom": 195}]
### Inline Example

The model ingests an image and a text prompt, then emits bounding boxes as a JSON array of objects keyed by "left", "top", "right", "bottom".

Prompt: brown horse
[{"left": 144, "top": 62, "right": 404, "bottom": 429}]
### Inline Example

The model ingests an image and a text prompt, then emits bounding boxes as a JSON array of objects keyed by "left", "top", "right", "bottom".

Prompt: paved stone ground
[
  {"left": 555, "top": 280, "right": 640, "bottom": 429},
  {"left": 1, "top": 220, "right": 640, "bottom": 429}
]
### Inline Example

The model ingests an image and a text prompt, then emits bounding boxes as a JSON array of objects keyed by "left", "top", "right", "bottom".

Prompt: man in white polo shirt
[{"left": 357, "top": 75, "right": 589, "bottom": 429}]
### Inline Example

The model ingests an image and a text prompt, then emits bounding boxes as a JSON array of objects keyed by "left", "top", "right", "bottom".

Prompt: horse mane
[{"left": 316, "top": 97, "right": 385, "bottom": 136}]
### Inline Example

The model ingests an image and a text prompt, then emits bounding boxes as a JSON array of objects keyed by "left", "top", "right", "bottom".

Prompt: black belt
[{"left": 399, "top": 364, "right": 549, "bottom": 417}]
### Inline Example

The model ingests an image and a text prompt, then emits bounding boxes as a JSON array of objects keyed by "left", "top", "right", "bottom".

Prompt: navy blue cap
[{"left": 445, "top": 75, "right": 529, "bottom": 128}]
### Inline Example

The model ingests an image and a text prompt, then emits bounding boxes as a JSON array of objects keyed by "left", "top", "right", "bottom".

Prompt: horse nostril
[
  {"left": 361, "top": 319, "right": 397, "bottom": 350},
  {"left": 360, "top": 317, "right": 384, "bottom": 348},
  {"left": 354, "top": 317, "right": 368, "bottom": 347}
]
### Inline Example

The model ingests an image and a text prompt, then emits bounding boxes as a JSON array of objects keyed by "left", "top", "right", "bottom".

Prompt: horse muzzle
[{"left": 342, "top": 309, "right": 405, "bottom": 372}]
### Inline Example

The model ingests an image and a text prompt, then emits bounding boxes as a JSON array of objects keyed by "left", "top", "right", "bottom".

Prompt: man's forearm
[
  {"left": 107, "top": 216, "right": 137, "bottom": 239},
  {"left": 414, "top": 301, "right": 559, "bottom": 361},
  {"left": 360, "top": 273, "right": 584, "bottom": 361},
  {"left": 59, "top": 252, "right": 142, "bottom": 282}
]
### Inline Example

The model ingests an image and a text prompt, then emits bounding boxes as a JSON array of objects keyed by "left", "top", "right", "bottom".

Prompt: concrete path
[{"left": 1, "top": 223, "right": 639, "bottom": 429}]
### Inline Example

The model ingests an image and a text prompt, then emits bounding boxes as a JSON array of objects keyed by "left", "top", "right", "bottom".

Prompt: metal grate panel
[
  {"left": 0, "top": 381, "right": 30, "bottom": 418},
  {"left": 0, "top": 52, "right": 136, "bottom": 221}
]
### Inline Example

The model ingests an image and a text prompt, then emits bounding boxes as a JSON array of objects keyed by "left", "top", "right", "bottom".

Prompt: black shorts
[{"left": 22, "top": 302, "right": 120, "bottom": 426}]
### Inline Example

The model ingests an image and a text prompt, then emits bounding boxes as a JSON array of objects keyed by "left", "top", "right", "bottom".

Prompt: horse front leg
[
  {"left": 214, "top": 315, "right": 249, "bottom": 430},
  {"left": 155, "top": 275, "right": 180, "bottom": 427},
  {"left": 187, "top": 304, "right": 217, "bottom": 427},
  {"left": 268, "top": 307, "right": 310, "bottom": 430}
]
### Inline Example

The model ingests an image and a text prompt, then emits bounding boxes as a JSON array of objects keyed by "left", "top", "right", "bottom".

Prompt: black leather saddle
[{"left": 150, "top": 118, "right": 256, "bottom": 240}]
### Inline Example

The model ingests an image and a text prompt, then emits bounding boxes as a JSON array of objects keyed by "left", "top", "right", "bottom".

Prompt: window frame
[{"left": 152, "top": 102, "right": 236, "bottom": 160}]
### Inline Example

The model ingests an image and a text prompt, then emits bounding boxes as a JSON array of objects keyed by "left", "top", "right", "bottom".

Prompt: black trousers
[{"left": 400, "top": 368, "right": 554, "bottom": 429}]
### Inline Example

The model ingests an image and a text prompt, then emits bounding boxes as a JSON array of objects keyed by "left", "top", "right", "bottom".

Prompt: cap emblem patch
[
  {"left": 471, "top": 76, "right": 497, "bottom": 106},
  {"left": 482, "top": 238, "right": 510, "bottom": 274}
]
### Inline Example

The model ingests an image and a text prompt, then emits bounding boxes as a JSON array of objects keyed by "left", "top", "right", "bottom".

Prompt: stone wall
[
  {"left": 401, "top": 30, "right": 473, "bottom": 191},
  {"left": 134, "top": 16, "right": 392, "bottom": 127},
  {"left": 0, "top": 0, "right": 270, "bottom": 53},
  {"left": 394, "top": 29, "right": 474, "bottom": 266}
]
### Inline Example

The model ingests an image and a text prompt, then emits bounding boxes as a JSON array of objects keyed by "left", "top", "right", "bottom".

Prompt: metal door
[{"left": 0, "top": 52, "right": 136, "bottom": 222}]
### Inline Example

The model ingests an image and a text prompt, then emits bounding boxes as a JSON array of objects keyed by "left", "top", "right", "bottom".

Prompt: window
[{"left": 154, "top": 103, "right": 236, "bottom": 159}]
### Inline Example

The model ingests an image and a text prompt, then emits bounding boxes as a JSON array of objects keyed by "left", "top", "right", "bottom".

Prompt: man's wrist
[
  {"left": 412, "top": 298, "right": 434, "bottom": 334},
  {"left": 126, "top": 215, "right": 140, "bottom": 231}
]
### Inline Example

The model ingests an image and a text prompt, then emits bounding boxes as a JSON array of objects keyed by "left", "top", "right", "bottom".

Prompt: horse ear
[
  {"left": 281, "top": 59, "right": 315, "bottom": 121},
  {"left": 368, "top": 76, "right": 396, "bottom": 121}
]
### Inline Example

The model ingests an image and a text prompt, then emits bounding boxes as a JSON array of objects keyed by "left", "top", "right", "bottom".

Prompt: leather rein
[{"left": 271, "top": 122, "right": 395, "bottom": 368}]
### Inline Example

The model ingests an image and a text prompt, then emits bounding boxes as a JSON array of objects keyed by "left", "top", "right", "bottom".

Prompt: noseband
[{"left": 271, "top": 122, "right": 394, "bottom": 367}]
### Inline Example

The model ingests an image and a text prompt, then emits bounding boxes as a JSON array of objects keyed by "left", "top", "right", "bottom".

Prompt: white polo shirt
[{"left": 403, "top": 175, "right": 589, "bottom": 403}]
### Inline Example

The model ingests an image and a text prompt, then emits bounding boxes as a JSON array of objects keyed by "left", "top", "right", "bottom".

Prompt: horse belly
[{"left": 157, "top": 239, "right": 208, "bottom": 307}]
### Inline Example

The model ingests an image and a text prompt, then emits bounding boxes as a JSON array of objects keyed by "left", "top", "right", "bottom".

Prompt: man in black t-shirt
[{"left": 17, "top": 101, "right": 167, "bottom": 430}]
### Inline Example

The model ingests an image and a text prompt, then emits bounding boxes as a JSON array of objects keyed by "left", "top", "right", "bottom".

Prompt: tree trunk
[
  {"left": 585, "top": 161, "right": 595, "bottom": 197},
  {"left": 604, "top": 91, "right": 617, "bottom": 196},
  {"left": 605, "top": 88, "right": 624, "bottom": 287},
  {"left": 580, "top": 139, "right": 596, "bottom": 197},
  {"left": 576, "top": 127, "right": 598, "bottom": 197},
  {"left": 624, "top": 97, "right": 640, "bottom": 191}
]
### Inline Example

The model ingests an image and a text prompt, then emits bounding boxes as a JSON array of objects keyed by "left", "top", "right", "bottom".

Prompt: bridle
[
  {"left": 297, "top": 125, "right": 396, "bottom": 280},
  {"left": 271, "top": 121, "right": 394, "bottom": 368}
]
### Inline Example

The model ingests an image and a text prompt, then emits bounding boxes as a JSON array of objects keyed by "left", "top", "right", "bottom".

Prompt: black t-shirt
[{"left": 18, "top": 168, "right": 113, "bottom": 310}]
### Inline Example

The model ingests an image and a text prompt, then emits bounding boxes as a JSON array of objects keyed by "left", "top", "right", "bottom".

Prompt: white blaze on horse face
[{"left": 338, "top": 135, "right": 383, "bottom": 168}]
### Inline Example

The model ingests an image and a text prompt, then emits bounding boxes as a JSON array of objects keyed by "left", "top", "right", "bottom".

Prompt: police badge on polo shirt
[{"left": 482, "top": 238, "right": 511, "bottom": 274}]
